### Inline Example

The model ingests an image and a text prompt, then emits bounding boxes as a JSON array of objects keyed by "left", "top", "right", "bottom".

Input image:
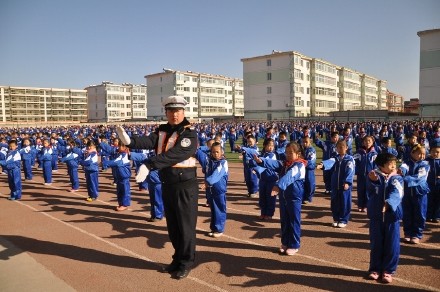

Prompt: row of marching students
[
  {"left": 232, "top": 130, "right": 439, "bottom": 284},
  {"left": 0, "top": 134, "right": 165, "bottom": 223}
]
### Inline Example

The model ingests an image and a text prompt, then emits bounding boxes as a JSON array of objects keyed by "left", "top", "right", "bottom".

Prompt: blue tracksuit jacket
[
  {"left": 353, "top": 147, "right": 377, "bottom": 209},
  {"left": 0, "top": 149, "right": 22, "bottom": 200},
  {"left": 400, "top": 159, "right": 430, "bottom": 239},
  {"left": 259, "top": 158, "right": 306, "bottom": 250},
  {"left": 204, "top": 157, "right": 229, "bottom": 233},
  {"left": 367, "top": 170, "right": 404, "bottom": 274},
  {"left": 322, "top": 154, "right": 355, "bottom": 224}
]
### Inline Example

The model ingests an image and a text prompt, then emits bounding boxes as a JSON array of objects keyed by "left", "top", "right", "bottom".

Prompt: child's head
[
  {"left": 375, "top": 152, "right": 397, "bottom": 174},
  {"left": 362, "top": 135, "right": 375, "bottom": 149},
  {"left": 43, "top": 139, "right": 50, "bottom": 147},
  {"left": 246, "top": 135, "right": 256, "bottom": 146},
  {"left": 279, "top": 131, "right": 287, "bottom": 141},
  {"left": 67, "top": 138, "right": 76, "bottom": 147},
  {"left": 210, "top": 142, "right": 223, "bottom": 160},
  {"left": 407, "top": 134, "right": 418, "bottom": 146},
  {"left": 301, "top": 136, "right": 311, "bottom": 149},
  {"left": 112, "top": 137, "right": 120, "bottom": 146},
  {"left": 22, "top": 138, "right": 30, "bottom": 146},
  {"left": 430, "top": 145, "right": 440, "bottom": 159},
  {"left": 214, "top": 133, "right": 222, "bottom": 142},
  {"left": 330, "top": 132, "right": 340, "bottom": 144},
  {"left": 87, "top": 140, "right": 96, "bottom": 151},
  {"left": 381, "top": 137, "right": 392, "bottom": 148},
  {"left": 206, "top": 139, "right": 215, "bottom": 149},
  {"left": 118, "top": 141, "right": 128, "bottom": 153},
  {"left": 263, "top": 138, "right": 275, "bottom": 153},
  {"left": 8, "top": 139, "right": 18, "bottom": 151},
  {"left": 410, "top": 144, "right": 426, "bottom": 162},
  {"left": 336, "top": 140, "right": 348, "bottom": 156},
  {"left": 285, "top": 142, "right": 303, "bottom": 161}
]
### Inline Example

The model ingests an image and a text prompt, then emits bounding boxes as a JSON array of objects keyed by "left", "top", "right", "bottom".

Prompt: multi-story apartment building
[
  {"left": 241, "top": 51, "right": 387, "bottom": 120},
  {"left": 85, "top": 82, "right": 147, "bottom": 122},
  {"left": 0, "top": 86, "right": 87, "bottom": 123},
  {"left": 386, "top": 90, "right": 404, "bottom": 112},
  {"left": 145, "top": 69, "right": 244, "bottom": 121},
  {"left": 418, "top": 29, "right": 440, "bottom": 118}
]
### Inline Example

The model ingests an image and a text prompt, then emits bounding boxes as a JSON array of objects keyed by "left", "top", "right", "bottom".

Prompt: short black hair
[{"left": 374, "top": 152, "right": 397, "bottom": 167}]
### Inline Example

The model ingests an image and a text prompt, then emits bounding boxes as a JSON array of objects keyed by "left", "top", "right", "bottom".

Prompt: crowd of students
[{"left": 1, "top": 119, "right": 439, "bottom": 284}]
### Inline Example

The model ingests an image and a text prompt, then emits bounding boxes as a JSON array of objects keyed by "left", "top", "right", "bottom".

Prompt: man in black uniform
[{"left": 116, "top": 95, "right": 198, "bottom": 279}]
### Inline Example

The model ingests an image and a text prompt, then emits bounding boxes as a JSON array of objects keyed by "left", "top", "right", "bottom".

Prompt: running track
[{"left": 0, "top": 162, "right": 439, "bottom": 291}]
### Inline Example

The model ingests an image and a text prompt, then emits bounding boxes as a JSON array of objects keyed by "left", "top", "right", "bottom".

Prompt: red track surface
[{"left": 0, "top": 162, "right": 439, "bottom": 291}]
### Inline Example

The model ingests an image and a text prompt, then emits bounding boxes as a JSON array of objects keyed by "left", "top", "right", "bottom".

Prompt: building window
[
  {"left": 267, "top": 59, "right": 271, "bottom": 66},
  {"left": 267, "top": 100, "right": 272, "bottom": 107},
  {"left": 267, "top": 113, "right": 272, "bottom": 120},
  {"left": 267, "top": 73, "right": 272, "bottom": 81},
  {"left": 267, "top": 87, "right": 272, "bottom": 94}
]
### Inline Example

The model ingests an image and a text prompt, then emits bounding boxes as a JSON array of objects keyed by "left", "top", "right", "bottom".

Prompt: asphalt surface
[{"left": 0, "top": 162, "right": 439, "bottom": 292}]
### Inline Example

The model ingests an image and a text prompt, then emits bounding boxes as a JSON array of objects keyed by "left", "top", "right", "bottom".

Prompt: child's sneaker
[
  {"left": 410, "top": 237, "right": 420, "bottom": 244},
  {"left": 86, "top": 197, "right": 96, "bottom": 202},
  {"left": 212, "top": 232, "right": 223, "bottom": 238},
  {"left": 44, "top": 183, "right": 52, "bottom": 186},
  {"left": 368, "top": 271, "right": 379, "bottom": 280},
  {"left": 402, "top": 237, "right": 411, "bottom": 243},
  {"left": 116, "top": 206, "right": 128, "bottom": 211},
  {"left": 279, "top": 245, "right": 287, "bottom": 254},
  {"left": 382, "top": 273, "right": 393, "bottom": 283},
  {"left": 285, "top": 248, "right": 298, "bottom": 256},
  {"left": 337, "top": 222, "right": 347, "bottom": 228},
  {"left": 331, "top": 222, "right": 338, "bottom": 227},
  {"left": 264, "top": 216, "right": 272, "bottom": 220},
  {"left": 69, "top": 189, "right": 78, "bottom": 192}
]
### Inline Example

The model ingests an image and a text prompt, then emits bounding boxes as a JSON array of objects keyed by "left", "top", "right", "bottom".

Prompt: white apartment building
[
  {"left": 418, "top": 29, "right": 440, "bottom": 118},
  {"left": 241, "top": 51, "right": 387, "bottom": 120},
  {"left": 85, "top": 82, "right": 147, "bottom": 122},
  {"left": 145, "top": 69, "right": 244, "bottom": 121},
  {"left": 0, "top": 86, "right": 87, "bottom": 123}
]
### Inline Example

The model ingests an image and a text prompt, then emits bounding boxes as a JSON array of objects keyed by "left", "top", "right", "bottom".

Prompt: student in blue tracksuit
[
  {"left": 379, "top": 137, "right": 398, "bottom": 157},
  {"left": 0, "top": 140, "right": 22, "bottom": 200},
  {"left": 236, "top": 134, "right": 259, "bottom": 198},
  {"left": 254, "top": 142, "right": 306, "bottom": 255},
  {"left": 19, "top": 138, "right": 34, "bottom": 181},
  {"left": 79, "top": 141, "right": 99, "bottom": 202},
  {"left": 252, "top": 138, "right": 279, "bottom": 220},
  {"left": 203, "top": 142, "right": 229, "bottom": 238},
  {"left": 60, "top": 138, "right": 82, "bottom": 192},
  {"left": 275, "top": 131, "right": 288, "bottom": 161},
  {"left": 99, "top": 135, "right": 112, "bottom": 171},
  {"left": 131, "top": 149, "right": 164, "bottom": 221},
  {"left": 301, "top": 137, "right": 316, "bottom": 204},
  {"left": 228, "top": 127, "right": 238, "bottom": 153},
  {"left": 314, "top": 131, "right": 339, "bottom": 194},
  {"left": 195, "top": 139, "right": 215, "bottom": 207},
  {"left": 40, "top": 139, "right": 54, "bottom": 185},
  {"left": 103, "top": 142, "right": 132, "bottom": 211},
  {"left": 366, "top": 153, "right": 404, "bottom": 284},
  {"left": 427, "top": 142, "right": 440, "bottom": 223},
  {"left": 399, "top": 144, "right": 430, "bottom": 244},
  {"left": 353, "top": 135, "right": 378, "bottom": 212},
  {"left": 50, "top": 137, "right": 59, "bottom": 172},
  {"left": 319, "top": 140, "right": 355, "bottom": 228}
]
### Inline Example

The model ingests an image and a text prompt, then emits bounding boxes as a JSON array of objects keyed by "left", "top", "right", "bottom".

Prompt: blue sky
[{"left": 1, "top": 0, "right": 439, "bottom": 100}]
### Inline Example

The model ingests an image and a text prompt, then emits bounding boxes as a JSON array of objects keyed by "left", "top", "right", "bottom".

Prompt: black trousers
[{"left": 162, "top": 178, "right": 199, "bottom": 268}]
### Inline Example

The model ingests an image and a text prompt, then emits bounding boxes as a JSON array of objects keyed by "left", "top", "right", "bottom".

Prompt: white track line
[{"left": 3, "top": 183, "right": 440, "bottom": 291}]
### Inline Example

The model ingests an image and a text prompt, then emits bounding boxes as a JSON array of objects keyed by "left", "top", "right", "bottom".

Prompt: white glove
[
  {"left": 116, "top": 126, "right": 131, "bottom": 145},
  {"left": 135, "top": 164, "right": 150, "bottom": 183}
]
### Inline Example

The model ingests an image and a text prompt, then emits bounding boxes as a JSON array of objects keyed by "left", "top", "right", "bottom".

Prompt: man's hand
[
  {"left": 116, "top": 126, "right": 131, "bottom": 145},
  {"left": 135, "top": 164, "right": 150, "bottom": 183}
]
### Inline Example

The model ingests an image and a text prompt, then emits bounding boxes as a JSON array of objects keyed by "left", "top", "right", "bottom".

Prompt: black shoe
[
  {"left": 161, "top": 262, "right": 179, "bottom": 273},
  {"left": 176, "top": 267, "right": 191, "bottom": 279},
  {"left": 148, "top": 217, "right": 163, "bottom": 222}
]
